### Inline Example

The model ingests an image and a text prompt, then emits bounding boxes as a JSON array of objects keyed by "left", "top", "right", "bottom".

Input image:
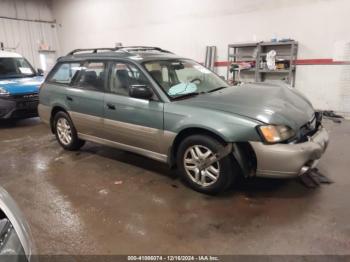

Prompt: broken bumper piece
[{"left": 249, "top": 127, "right": 329, "bottom": 178}]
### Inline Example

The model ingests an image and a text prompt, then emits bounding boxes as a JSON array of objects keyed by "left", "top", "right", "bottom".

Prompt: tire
[
  {"left": 53, "top": 111, "right": 85, "bottom": 151},
  {"left": 176, "top": 134, "right": 239, "bottom": 195}
]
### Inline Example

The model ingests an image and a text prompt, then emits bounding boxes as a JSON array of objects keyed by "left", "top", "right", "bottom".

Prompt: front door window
[{"left": 109, "top": 62, "right": 151, "bottom": 97}]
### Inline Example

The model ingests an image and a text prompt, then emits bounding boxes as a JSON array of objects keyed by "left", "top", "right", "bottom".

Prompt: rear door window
[
  {"left": 76, "top": 62, "right": 107, "bottom": 92},
  {"left": 49, "top": 62, "right": 82, "bottom": 84}
]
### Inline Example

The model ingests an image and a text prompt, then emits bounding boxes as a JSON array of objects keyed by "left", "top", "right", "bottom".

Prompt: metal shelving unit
[
  {"left": 227, "top": 42, "right": 258, "bottom": 82},
  {"left": 227, "top": 41, "right": 298, "bottom": 86}
]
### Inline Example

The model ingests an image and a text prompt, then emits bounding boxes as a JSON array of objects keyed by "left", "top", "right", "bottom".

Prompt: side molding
[{"left": 78, "top": 133, "right": 168, "bottom": 163}]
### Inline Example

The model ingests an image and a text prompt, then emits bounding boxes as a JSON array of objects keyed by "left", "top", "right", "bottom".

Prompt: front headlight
[
  {"left": 258, "top": 125, "right": 295, "bottom": 143},
  {"left": 0, "top": 87, "right": 9, "bottom": 96}
]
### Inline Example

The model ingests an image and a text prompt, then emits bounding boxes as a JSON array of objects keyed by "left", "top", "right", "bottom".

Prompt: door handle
[
  {"left": 106, "top": 103, "right": 116, "bottom": 110},
  {"left": 66, "top": 96, "right": 73, "bottom": 101}
]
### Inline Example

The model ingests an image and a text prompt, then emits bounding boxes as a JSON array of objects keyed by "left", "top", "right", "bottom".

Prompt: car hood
[
  {"left": 0, "top": 76, "right": 44, "bottom": 95},
  {"left": 175, "top": 83, "right": 315, "bottom": 130}
]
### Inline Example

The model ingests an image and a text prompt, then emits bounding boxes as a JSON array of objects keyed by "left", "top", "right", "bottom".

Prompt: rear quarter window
[{"left": 48, "top": 62, "right": 82, "bottom": 84}]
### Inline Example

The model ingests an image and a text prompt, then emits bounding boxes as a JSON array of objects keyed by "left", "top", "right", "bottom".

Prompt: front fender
[{"left": 164, "top": 104, "right": 262, "bottom": 142}]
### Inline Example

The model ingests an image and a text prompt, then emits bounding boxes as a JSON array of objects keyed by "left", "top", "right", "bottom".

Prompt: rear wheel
[
  {"left": 177, "top": 135, "right": 239, "bottom": 194},
  {"left": 53, "top": 111, "right": 85, "bottom": 150}
]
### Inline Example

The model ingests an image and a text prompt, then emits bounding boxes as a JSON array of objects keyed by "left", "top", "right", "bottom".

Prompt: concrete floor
[{"left": 0, "top": 118, "right": 349, "bottom": 255}]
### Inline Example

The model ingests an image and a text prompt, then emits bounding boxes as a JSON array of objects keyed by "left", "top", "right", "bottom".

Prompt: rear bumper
[
  {"left": 38, "top": 104, "right": 51, "bottom": 125},
  {"left": 250, "top": 127, "right": 329, "bottom": 178},
  {"left": 0, "top": 96, "right": 38, "bottom": 119}
]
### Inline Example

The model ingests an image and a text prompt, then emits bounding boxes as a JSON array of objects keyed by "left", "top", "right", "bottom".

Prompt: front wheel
[
  {"left": 177, "top": 135, "right": 239, "bottom": 194},
  {"left": 53, "top": 111, "right": 85, "bottom": 151}
]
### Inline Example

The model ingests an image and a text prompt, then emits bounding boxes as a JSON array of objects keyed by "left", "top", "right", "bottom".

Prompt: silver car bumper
[
  {"left": 0, "top": 187, "right": 36, "bottom": 260},
  {"left": 38, "top": 104, "right": 51, "bottom": 125},
  {"left": 250, "top": 127, "right": 329, "bottom": 178}
]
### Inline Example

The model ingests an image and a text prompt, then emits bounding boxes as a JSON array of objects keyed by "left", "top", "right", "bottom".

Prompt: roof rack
[
  {"left": 67, "top": 48, "right": 117, "bottom": 56},
  {"left": 119, "top": 46, "right": 173, "bottom": 53},
  {"left": 67, "top": 46, "right": 173, "bottom": 56}
]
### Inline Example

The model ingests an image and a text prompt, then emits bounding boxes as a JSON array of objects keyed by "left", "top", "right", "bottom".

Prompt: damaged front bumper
[
  {"left": 0, "top": 94, "right": 39, "bottom": 119},
  {"left": 249, "top": 127, "right": 329, "bottom": 178}
]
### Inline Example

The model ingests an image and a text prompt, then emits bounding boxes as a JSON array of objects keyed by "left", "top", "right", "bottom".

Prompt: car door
[
  {"left": 103, "top": 61, "right": 164, "bottom": 154},
  {"left": 65, "top": 61, "right": 106, "bottom": 137}
]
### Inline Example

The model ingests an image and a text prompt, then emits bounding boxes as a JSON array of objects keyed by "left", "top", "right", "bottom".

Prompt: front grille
[
  {"left": 9, "top": 93, "right": 39, "bottom": 101},
  {"left": 0, "top": 108, "right": 8, "bottom": 117},
  {"left": 296, "top": 113, "right": 321, "bottom": 142},
  {"left": 11, "top": 109, "right": 38, "bottom": 118},
  {"left": 300, "top": 115, "right": 316, "bottom": 134},
  {"left": 6, "top": 93, "right": 39, "bottom": 111},
  {"left": 11, "top": 93, "right": 38, "bottom": 107}
]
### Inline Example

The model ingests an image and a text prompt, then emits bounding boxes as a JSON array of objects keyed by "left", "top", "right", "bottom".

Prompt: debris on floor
[
  {"left": 54, "top": 156, "right": 64, "bottom": 161},
  {"left": 299, "top": 168, "right": 334, "bottom": 188},
  {"left": 98, "top": 189, "right": 109, "bottom": 195},
  {"left": 114, "top": 180, "right": 123, "bottom": 185},
  {"left": 320, "top": 110, "right": 344, "bottom": 123}
]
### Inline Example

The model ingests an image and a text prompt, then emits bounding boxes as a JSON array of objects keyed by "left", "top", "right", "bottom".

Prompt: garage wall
[
  {"left": 51, "top": 0, "right": 350, "bottom": 115},
  {"left": 0, "top": 0, "right": 60, "bottom": 69}
]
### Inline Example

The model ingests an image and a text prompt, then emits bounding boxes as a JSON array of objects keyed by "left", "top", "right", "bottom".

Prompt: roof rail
[
  {"left": 67, "top": 47, "right": 117, "bottom": 56},
  {"left": 67, "top": 46, "right": 173, "bottom": 56},
  {"left": 119, "top": 46, "right": 173, "bottom": 53}
]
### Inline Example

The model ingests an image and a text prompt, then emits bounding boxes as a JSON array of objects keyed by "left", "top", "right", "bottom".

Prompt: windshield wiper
[
  {"left": 171, "top": 92, "right": 200, "bottom": 100},
  {"left": 207, "top": 86, "right": 228, "bottom": 93}
]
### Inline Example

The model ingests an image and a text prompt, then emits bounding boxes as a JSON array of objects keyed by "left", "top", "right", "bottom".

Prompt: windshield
[
  {"left": 143, "top": 59, "right": 229, "bottom": 99},
  {"left": 0, "top": 57, "right": 36, "bottom": 79}
]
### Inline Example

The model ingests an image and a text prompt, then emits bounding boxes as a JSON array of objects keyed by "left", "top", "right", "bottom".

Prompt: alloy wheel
[
  {"left": 183, "top": 145, "right": 220, "bottom": 187},
  {"left": 56, "top": 118, "right": 72, "bottom": 146}
]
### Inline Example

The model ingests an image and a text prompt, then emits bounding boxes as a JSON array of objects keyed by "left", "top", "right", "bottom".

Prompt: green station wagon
[{"left": 39, "top": 46, "right": 329, "bottom": 194}]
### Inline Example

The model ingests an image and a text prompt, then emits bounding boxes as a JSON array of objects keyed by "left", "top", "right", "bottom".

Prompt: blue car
[{"left": 0, "top": 51, "right": 44, "bottom": 119}]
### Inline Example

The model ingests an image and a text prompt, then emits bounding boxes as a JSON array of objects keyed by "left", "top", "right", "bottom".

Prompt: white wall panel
[
  {"left": 0, "top": 18, "right": 59, "bottom": 68},
  {"left": 0, "top": 0, "right": 54, "bottom": 21},
  {"left": 51, "top": 0, "right": 350, "bottom": 114},
  {"left": 0, "top": 0, "right": 59, "bottom": 68}
]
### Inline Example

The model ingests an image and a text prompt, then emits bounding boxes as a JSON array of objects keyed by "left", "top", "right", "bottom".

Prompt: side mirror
[
  {"left": 129, "top": 85, "right": 153, "bottom": 100},
  {"left": 37, "top": 68, "right": 44, "bottom": 76}
]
